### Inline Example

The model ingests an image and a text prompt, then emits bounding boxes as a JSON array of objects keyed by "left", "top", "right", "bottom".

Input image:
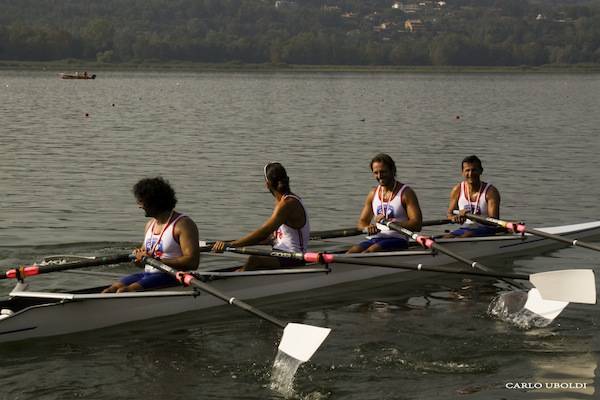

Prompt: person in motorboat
[
  {"left": 445, "top": 155, "right": 501, "bottom": 237},
  {"left": 347, "top": 153, "right": 423, "bottom": 253},
  {"left": 211, "top": 162, "right": 309, "bottom": 271},
  {"left": 103, "top": 177, "right": 200, "bottom": 292}
]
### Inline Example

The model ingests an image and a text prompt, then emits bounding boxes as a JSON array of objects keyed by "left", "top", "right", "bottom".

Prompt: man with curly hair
[{"left": 103, "top": 177, "right": 200, "bottom": 292}]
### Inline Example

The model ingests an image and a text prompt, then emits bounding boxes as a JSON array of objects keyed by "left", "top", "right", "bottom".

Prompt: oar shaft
[
  {"left": 309, "top": 219, "right": 451, "bottom": 240},
  {"left": 225, "top": 246, "right": 530, "bottom": 281},
  {"left": 143, "top": 257, "right": 286, "bottom": 329},
  {"left": 384, "top": 221, "right": 493, "bottom": 272},
  {"left": 228, "top": 247, "right": 305, "bottom": 260},
  {"left": 464, "top": 212, "right": 600, "bottom": 252},
  {"left": 0, "top": 253, "right": 132, "bottom": 280},
  {"left": 310, "top": 228, "right": 362, "bottom": 240}
]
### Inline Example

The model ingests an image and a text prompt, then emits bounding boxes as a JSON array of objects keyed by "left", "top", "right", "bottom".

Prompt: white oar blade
[
  {"left": 278, "top": 323, "right": 331, "bottom": 362},
  {"left": 530, "top": 269, "right": 596, "bottom": 304},
  {"left": 524, "top": 288, "right": 569, "bottom": 321}
]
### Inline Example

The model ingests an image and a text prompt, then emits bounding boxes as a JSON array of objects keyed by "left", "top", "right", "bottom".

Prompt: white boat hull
[{"left": 1, "top": 221, "right": 599, "bottom": 343}]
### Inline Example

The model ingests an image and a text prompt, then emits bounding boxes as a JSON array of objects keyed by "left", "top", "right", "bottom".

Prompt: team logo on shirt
[
  {"left": 146, "top": 238, "right": 164, "bottom": 258},
  {"left": 464, "top": 204, "right": 481, "bottom": 215},
  {"left": 376, "top": 205, "right": 396, "bottom": 217}
]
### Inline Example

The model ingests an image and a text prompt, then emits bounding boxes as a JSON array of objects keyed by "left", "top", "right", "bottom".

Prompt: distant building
[
  {"left": 404, "top": 19, "right": 424, "bottom": 32},
  {"left": 275, "top": 0, "right": 297, "bottom": 9},
  {"left": 321, "top": 5, "right": 340, "bottom": 12},
  {"left": 393, "top": 2, "right": 419, "bottom": 13}
]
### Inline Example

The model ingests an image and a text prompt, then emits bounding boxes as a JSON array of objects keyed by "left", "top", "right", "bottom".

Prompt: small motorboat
[{"left": 59, "top": 72, "right": 96, "bottom": 80}]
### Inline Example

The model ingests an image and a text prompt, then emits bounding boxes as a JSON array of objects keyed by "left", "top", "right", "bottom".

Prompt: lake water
[{"left": 1, "top": 70, "right": 599, "bottom": 399}]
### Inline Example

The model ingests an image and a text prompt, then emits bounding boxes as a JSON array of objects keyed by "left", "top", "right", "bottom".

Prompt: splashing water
[
  {"left": 488, "top": 291, "right": 553, "bottom": 329},
  {"left": 270, "top": 350, "right": 302, "bottom": 398}
]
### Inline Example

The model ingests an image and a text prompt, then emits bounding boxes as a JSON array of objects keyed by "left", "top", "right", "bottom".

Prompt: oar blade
[
  {"left": 530, "top": 269, "right": 596, "bottom": 304},
  {"left": 278, "top": 323, "right": 331, "bottom": 362},
  {"left": 524, "top": 288, "right": 569, "bottom": 321}
]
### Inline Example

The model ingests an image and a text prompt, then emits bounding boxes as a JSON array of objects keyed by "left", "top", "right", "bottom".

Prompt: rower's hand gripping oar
[
  {"left": 0, "top": 253, "right": 132, "bottom": 280},
  {"left": 142, "top": 257, "right": 330, "bottom": 363},
  {"left": 458, "top": 211, "right": 600, "bottom": 253}
]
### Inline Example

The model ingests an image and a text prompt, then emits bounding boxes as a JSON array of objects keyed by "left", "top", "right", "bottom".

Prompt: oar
[
  {"left": 309, "top": 219, "right": 451, "bottom": 240},
  {"left": 224, "top": 246, "right": 596, "bottom": 304},
  {"left": 0, "top": 253, "right": 132, "bottom": 280},
  {"left": 380, "top": 220, "right": 496, "bottom": 272},
  {"left": 459, "top": 212, "right": 600, "bottom": 252},
  {"left": 377, "top": 220, "right": 600, "bottom": 317},
  {"left": 142, "top": 257, "right": 330, "bottom": 363}
]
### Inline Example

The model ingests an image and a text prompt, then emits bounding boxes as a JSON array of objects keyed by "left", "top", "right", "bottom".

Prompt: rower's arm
[
  {"left": 160, "top": 217, "right": 200, "bottom": 270},
  {"left": 399, "top": 187, "right": 423, "bottom": 232},
  {"left": 486, "top": 186, "right": 501, "bottom": 219},
  {"left": 357, "top": 189, "right": 376, "bottom": 230},
  {"left": 447, "top": 184, "right": 461, "bottom": 221},
  {"left": 231, "top": 200, "right": 290, "bottom": 247},
  {"left": 139, "top": 220, "right": 153, "bottom": 250}
]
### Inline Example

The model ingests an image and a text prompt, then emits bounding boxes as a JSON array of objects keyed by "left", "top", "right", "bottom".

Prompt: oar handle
[
  {"left": 143, "top": 257, "right": 287, "bottom": 329},
  {"left": 226, "top": 247, "right": 338, "bottom": 264},
  {"left": 455, "top": 211, "right": 518, "bottom": 231},
  {"left": 227, "top": 247, "right": 305, "bottom": 261},
  {"left": 0, "top": 253, "right": 132, "bottom": 280}
]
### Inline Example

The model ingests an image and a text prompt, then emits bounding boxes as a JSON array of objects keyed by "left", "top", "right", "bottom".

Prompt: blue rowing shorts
[
  {"left": 357, "top": 236, "right": 409, "bottom": 251},
  {"left": 120, "top": 272, "right": 178, "bottom": 289},
  {"left": 450, "top": 225, "right": 500, "bottom": 237}
]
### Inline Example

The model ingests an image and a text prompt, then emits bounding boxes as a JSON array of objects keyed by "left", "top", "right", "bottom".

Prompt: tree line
[{"left": 1, "top": 0, "right": 599, "bottom": 65}]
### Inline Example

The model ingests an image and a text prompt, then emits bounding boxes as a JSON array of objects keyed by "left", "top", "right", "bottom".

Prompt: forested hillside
[{"left": 1, "top": 0, "right": 599, "bottom": 65}]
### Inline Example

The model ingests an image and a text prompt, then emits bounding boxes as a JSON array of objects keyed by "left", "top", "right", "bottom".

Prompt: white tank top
[
  {"left": 371, "top": 182, "right": 408, "bottom": 239},
  {"left": 143, "top": 212, "right": 185, "bottom": 273},
  {"left": 272, "top": 194, "right": 310, "bottom": 253},
  {"left": 458, "top": 181, "right": 491, "bottom": 226}
]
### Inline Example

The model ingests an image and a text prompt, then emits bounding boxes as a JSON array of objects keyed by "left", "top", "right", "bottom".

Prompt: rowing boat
[{"left": 1, "top": 221, "right": 599, "bottom": 344}]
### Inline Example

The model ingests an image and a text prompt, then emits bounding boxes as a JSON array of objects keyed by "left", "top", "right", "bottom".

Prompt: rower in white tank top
[
  {"left": 458, "top": 181, "right": 491, "bottom": 227},
  {"left": 273, "top": 194, "right": 310, "bottom": 252},
  {"left": 143, "top": 212, "right": 185, "bottom": 273},
  {"left": 370, "top": 182, "right": 408, "bottom": 239}
]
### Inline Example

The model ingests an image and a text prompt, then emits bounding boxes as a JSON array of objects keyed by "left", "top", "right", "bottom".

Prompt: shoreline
[{"left": 2, "top": 60, "right": 600, "bottom": 73}]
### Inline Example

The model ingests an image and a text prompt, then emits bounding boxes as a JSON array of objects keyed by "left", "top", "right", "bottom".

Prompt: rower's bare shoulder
[
  {"left": 281, "top": 195, "right": 302, "bottom": 211},
  {"left": 177, "top": 216, "right": 199, "bottom": 233},
  {"left": 366, "top": 187, "right": 377, "bottom": 199},
  {"left": 487, "top": 185, "right": 500, "bottom": 199},
  {"left": 143, "top": 219, "right": 153, "bottom": 230}
]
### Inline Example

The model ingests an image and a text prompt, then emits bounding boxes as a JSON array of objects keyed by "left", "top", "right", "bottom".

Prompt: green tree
[{"left": 81, "top": 18, "right": 115, "bottom": 59}]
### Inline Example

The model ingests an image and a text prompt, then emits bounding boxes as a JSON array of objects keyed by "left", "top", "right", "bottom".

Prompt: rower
[
  {"left": 212, "top": 162, "right": 309, "bottom": 271},
  {"left": 445, "top": 155, "right": 501, "bottom": 237},
  {"left": 347, "top": 153, "right": 423, "bottom": 253},
  {"left": 103, "top": 177, "right": 200, "bottom": 293}
]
